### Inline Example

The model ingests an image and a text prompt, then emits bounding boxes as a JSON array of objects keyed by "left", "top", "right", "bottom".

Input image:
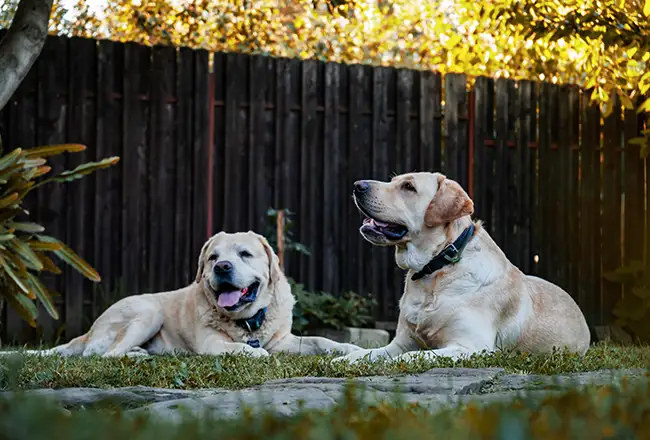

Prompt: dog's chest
[{"left": 400, "top": 285, "right": 456, "bottom": 348}]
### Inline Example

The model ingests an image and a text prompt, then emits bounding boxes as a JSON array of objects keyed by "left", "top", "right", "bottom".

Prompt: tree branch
[{"left": 0, "top": 0, "right": 53, "bottom": 111}]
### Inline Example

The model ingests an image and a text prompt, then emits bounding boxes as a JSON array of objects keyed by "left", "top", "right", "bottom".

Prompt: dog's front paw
[
  {"left": 241, "top": 345, "right": 270, "bottom": 358},
  {"left": 331, "top": 348, "right": 374, "bottom": 366}
]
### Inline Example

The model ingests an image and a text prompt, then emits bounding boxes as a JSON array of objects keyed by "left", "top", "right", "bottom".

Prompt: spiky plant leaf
[
  {"left": 37, "top": 157, "right": 120, "bottom": 187},
  {"left": 7, "top": 238, "right": 44, "bottom": 271},
  {"left": 27, "top": 240, "right": 63, "bottom": 252},
  {"left": 0, "top": 149, "right": 23, "bottom": 171},
  {"left": 37, "top": 235, "right": 101, "bottom": 282},
  {"left": 8, "top": 222, "right": 45, "bottom": 234},
  {"left": 24, "top": 144, "right": 86, "bottom": 158},
  {"left": 0, "top": 255, "right": 30, "bottom": 295},
  {"left": 0, "top": 193, "right": 18, "bottom": 209},
  {"left": 4, "top": 289, "right": 37, "bottom": 327},
  {"left": 24, "top": 272, "right": 59, "bottom": 319},
  {"left": 34, "top": 251, "right": 62, "bottom": 274}
]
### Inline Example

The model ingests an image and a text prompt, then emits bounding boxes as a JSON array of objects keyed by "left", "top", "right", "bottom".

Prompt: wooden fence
[{"left": 0, "top": 35, "right": 647, "bottom": 344}]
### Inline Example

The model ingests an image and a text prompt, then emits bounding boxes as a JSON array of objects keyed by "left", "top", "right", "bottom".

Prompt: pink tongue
[
  {"left": 218, "top": 290, "right": 243, "bottom": 307},
  {"left": 372, "top": 219, "right": 389, "bottom": 227}
]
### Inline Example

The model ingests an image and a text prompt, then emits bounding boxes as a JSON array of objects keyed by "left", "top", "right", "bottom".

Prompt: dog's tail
[{"left": 0, "top": 333, "right": 89, "bottom": 357}]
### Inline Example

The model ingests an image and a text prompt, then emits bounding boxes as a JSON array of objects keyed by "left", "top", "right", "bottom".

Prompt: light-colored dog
[
  {"left": 4, "top": 231, "right": 361, "bottom": 358},
  {"left": 333, "top": 172, "right": 590, "bottom": 365}
]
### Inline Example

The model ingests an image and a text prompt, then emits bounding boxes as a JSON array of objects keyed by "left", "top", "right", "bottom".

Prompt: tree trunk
[{"left": 0, "top": 0, "right": 54, "bottom": 111}]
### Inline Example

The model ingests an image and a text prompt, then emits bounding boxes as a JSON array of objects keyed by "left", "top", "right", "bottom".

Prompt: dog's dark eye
[
  {"left": 208, "top": 254, "right": 218, "bottom": 261},
  {"left": 401, "top": 182, "right": 416, "bottom": 192},
  {"left": 239, "top": 250, "right": 252, "bottom": 258}
]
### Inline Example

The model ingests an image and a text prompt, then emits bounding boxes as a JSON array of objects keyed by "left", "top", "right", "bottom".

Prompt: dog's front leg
[
  {"left": 268, "top": 334, "right": 362, "bottom": 355},
  {"left": 393, "top": 344, "right": 485, "bottom": 363},
  {"left": 330, "top": 326, "right": 419, "bottom": 365},
  {"left": 198, "top": 336, "right": 269, "bottom": 357}
]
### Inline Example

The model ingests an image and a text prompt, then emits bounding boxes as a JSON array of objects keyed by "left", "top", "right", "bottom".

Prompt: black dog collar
[
  {"left": 411, "top": 224, "right": 476, "bottom": 281},
  {"left": 235, "top": 307, "right": 266, "bottom": 348}
]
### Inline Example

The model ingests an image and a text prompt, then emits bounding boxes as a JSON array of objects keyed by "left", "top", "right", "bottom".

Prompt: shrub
[
  {"left": 604, "top": 260, "right": 650, "bottom": 343},
  {"left": 0, "top": 138, "right": 119, "bottom": 328},
  {"left": 290, "top": 278, "right": 377, "bottom": 334}
]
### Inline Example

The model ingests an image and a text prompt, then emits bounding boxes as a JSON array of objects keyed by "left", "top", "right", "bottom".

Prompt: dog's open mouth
[
  {"left": 355, "top": 205, "right": 408, "bottom": 241},
  {"left": 215, "top": 281, "right": 260, "bottom": 310}
]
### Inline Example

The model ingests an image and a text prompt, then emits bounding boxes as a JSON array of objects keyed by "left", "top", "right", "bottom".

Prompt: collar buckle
[{"left": 443, "top": 243, "right": 460, "bottom": 263}]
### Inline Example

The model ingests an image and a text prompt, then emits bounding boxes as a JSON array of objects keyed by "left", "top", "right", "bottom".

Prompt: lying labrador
[
  {"left": 333, "top": 172, "right": 590, "bottom": 365},
  {"left": 4, "top": 231, "right": 361, "bottom": 358}
]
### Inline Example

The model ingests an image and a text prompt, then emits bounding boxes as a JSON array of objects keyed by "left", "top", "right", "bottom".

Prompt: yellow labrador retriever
[
  {"left": 5, "top": 231, "right": 361, "bottom": 358},
  {"left": 333, "top": 172, "right": 590, "bottom": 365}
]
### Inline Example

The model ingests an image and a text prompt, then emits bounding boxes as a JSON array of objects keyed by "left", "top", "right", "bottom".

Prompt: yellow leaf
[{"left": 644, "top": 0, "right": 650, "bottom": 17}]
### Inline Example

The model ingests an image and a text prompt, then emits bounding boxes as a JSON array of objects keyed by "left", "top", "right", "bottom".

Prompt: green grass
[
  {"left": 1, "top": 377, "right": 650, "bottom": 440},
  {"left": 1, "top": 343, "right": 648, "bottom": 391}
]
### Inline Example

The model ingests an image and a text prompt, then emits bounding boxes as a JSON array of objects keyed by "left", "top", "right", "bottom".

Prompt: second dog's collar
[{"left": 411, "top": 224, "right": 475, "bottom": 281}]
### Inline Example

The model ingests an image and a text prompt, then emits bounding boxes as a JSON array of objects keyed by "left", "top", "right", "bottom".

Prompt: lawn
[{"left": 1, "top": 342, "right": 648, "bottom": 390}]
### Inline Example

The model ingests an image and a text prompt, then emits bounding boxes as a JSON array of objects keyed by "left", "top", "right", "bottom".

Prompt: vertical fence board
[
  {"left": 474, "top": 78, "right": 495, "bottom": 235},
  {"left": 300, "top": 60, "right": 319, "bottom": 289},
  {"left": 444, "top": 74, "right": 468, "bottom": 187},
  {"left": 347, "top": 65, "right": 368, "bottom": 296},
  {"left": 547, "top": 85, "right": 561, "bottom": 286},
  {"left": 94, "top": 40, "right": 122, "bottom": 317},
  {"left": 623, "top": 107, "right": 645, "bottom": 266},
  {"left": 248, "top": 55, "right": 270, "bottom": 232},
  {"left": 121, "top": 43, "right": 149, "bottom": 296},
  {"left": 566, "top": 87, "right": 581, "bottom": 298},
  {"left": 371, "top": 67, "right": 394, "bottom": 319},
  {"left": 493, "top": 78, "right": 509, "bottom": 249},
  {"left": 323, "top": 62, "right": 341, "bottom": 294},
  {"left": 395, "top": 68, "right": 413, "bottom": 300},
  {"left": 419, "top": 71, "right": 441, "bottom": 171},
  {"left": 36, "top": 36, "right": 69, "bottom": 340},
  {"left": 580, "top": 92, "right": 602, "bottom": 325},
  {"left": 148, "top": 46, "right": 177, "bottom": 292},
  {"left": 223, "top": 53, "right": 247, "bottom": 232},
  {"left": 191, "top": 51, "right": 210, "bottom": 260},
  {"left": 66, "top": 38, "right": 98, "bottom": 337},
  {"left": 602, "top": 94, "right": 623, "bottom": 324},
  {"left": 537, "top": 83, "right": 551, "bottom": 279},
  {"left": 174, "top": 48, "right": 195, "bottom": 287},
  {"left": 517, "top": 81, "right": 537, "bottom": 274},
  {"left": 555, "top": 86, "right": 570, "bottom": 292}
]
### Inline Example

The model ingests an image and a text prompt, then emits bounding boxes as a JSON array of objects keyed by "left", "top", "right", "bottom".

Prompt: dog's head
[
  {"left": 353, "top": 172, "right": 474, "bottom": 271},
  {"left": 195, "top": 231, "right": 282, "bottom": 314}
]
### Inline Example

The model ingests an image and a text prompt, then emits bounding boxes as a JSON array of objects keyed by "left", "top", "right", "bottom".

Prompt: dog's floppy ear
[
  {"left": 256, "top": 233, "right": 282, "bottom": 285},
  {"left": 424, "top": 175, "right": 474, "bottom": 227},
  {"left": 195, "top": 237, "right": 214, "bottom": 283}
]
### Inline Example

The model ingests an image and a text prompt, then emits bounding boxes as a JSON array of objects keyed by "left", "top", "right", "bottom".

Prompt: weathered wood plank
[
  {"left": 444, "top": 74, "right": 469, "bottom": 188},
  {"left": 322, "top": 62, "right": 341, "bottom": 294},
  {"left": 601, "top": 94, "right": 623, "bottom": 324},
  {"left": 580, "top": 91, "right": 602, "bottom": 326}
]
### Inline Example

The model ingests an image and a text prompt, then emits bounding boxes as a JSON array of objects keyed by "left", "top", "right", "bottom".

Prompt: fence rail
[{"left": 0, "top": 35, "right": 647, "bottom": 344}]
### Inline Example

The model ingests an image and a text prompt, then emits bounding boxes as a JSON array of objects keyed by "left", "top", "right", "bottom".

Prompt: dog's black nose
[
  {"left": 354, "top": 180, "right": 370, "bottom": 193},
  {"left": 214, "top": 260, "right": 233, "bottom": 274}
]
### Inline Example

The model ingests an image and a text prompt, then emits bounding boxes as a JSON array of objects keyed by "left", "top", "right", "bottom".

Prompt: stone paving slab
[{"left": 1, "top": 368, "right": 646, "bottom": 422}]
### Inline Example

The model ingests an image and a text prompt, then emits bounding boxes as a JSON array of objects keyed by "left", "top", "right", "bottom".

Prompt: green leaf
[
  {"left": 3, "top": 290, "right": 37, "bottom": 327},
  {"left": 0, "top": 192, "right": 19, "bottom": 209},
  {"left": 24, "top": 272, "right": 59, "bottom": 320},
  {"left": 0, "top": 254, "right": 30, "bottom": 294},
  {"left": 39, "top": 157, "right": 120, "bottom": 187},
  {"left": 8, "top": 222, "right": 45, "bottom": 234},
  {"left": 7, "top": 238, "right": 44, "bottom": 271},
  {"left": 37, "top": 235, "right": 101, "bottom": 282},
  {"left": 0, "top": 148, "right": 23, "bottom": 172},
  {"left": 24, "top": 143, "right": 86, "bottom": 159}
]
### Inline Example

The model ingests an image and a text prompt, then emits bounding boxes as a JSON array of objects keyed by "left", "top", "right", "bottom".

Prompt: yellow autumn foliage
[{"left": 2, "top": 0, "right": 649, "bottom": 113}]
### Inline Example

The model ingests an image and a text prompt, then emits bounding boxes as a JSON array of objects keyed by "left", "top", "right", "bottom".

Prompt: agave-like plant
[{"left": 0, "top": 136, "right": 119, "bottom": 329}]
